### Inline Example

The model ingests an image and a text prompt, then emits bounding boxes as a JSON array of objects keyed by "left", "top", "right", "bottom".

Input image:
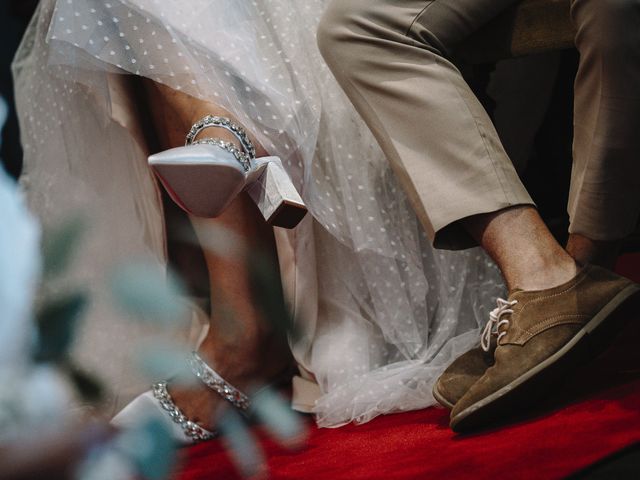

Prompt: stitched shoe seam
[
  {"left": 515, "top": 314, "right": 590, "bottom": 335},
  {"left": 511, "top": 320, "right": 586, "bottom": 344},
  {"left": 516, "top": 269, "right": 593, "bottom": 319},
  {"left": 531, "top": 313, "right": 589, "bottom": 329},
  {"left": 517, "top": 277, "right": 628, "bottom": 331}
]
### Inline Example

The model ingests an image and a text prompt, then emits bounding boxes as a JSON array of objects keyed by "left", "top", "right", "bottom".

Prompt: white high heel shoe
[
  {"left": 148, "top": 115, "right": 307, "bottom": 229},
  {"left": 112, "top": 352, "right": 250, "bottom": 445},
  {"left": 111, "top": 386, "right": 215, "bottom": 445}
]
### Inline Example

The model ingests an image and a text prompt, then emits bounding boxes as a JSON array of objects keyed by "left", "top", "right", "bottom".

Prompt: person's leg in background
[{"left": 566, "top": 0, "right": 640, "bottom": 269}]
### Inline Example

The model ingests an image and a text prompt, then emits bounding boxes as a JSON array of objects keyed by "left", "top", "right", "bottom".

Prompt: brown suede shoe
[
  {"left": 433, "top": 345, "right": 495, "bottom": 409},
  {"left": 450, "top": 265, "right": 640, "bottom": 433}
]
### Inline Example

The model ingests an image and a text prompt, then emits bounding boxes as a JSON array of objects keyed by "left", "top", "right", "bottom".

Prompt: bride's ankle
[
  {"left": 187, "top": 108, "right": 269, "bottom": 157},
  {"left": 165, "top": 333, "right": 293, "bottom": 431},
  {"left": 197, "top": 329, "right": 293, "bottom": 388},
  {"left": 166, "top": 381, "right": 224, "bottom": 432}
]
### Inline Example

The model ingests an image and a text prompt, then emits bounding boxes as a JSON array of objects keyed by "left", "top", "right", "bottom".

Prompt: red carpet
[{"left": 174, "top": 255, "right": 640, "bottom": 479}]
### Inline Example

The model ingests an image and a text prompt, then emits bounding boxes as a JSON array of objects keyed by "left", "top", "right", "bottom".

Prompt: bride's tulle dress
[{"left": 14, "top": 0, "right": 505, "bottom": 427}]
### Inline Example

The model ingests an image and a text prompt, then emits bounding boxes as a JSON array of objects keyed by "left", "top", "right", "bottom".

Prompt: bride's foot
[
  {"left": 167, "top": 334, "right": 293, "bottom": 433},
  {"left": 112, "top": 334, "right": 293, "bottom": 444}
]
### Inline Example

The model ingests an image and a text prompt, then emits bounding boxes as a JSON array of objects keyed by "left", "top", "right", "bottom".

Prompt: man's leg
[
  {"left": 318, "top": 0, "right": 528, "bottom": 249},
  {"left": 317, "top": 0, "right": 574, "bottom": 290},
  {"left": 566, "top": 0, "right": 640, "bottom": 269},
  {"left": 451, "top": 1, "right": 640, "bottom": 428},
  {"left": 318, "top": 0, "right": 640, "bottom": 431}
]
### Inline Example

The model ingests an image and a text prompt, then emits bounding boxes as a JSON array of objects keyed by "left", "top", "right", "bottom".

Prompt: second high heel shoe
[
  {"left": 148, "top": 115, "right": 307, "bottom": 229},
  {"left": 112, "top": 351, "right": 251, "bottom": 445}
]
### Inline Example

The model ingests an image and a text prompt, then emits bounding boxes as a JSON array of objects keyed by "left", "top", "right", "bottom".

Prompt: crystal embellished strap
[
  {"left": 192, "top": 137, "right": 252, "bottom": 172},
  {"left": 189, "top": 352, "right": 251, "bottom": 411},
  {"left": 185, "top": 115, "right": 256, "bottom": 161},
  {"left": 152, "top": 381, "right": 217, "bottom": 443}
]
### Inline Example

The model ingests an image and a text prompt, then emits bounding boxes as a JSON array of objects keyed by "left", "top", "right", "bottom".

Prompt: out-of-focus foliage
[
  {"left": 34, "top": 291, "right": 89, "bottom": 363},
  {"left": 0, "top": 164, "right": 40, "bottom": 368},
  {"left": 41, "top": 216, "right": 86, "bottom": 279},
  {"left": 109, "top": 260, "right": 189, "bottom": 327},
  {"left": 0, "top": 161, "right": 306, "bottom": 479}
]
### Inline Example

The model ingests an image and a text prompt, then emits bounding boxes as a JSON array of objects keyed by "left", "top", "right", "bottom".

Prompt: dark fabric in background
[{"left": 0, "top": 0, "right": 38, "bottom": 180}]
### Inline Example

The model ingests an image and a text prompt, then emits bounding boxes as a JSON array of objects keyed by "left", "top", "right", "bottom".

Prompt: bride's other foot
[
  {"left": 166, "top": 332, "right": 294, "bottom": 434},
  {"left": 111, "top": 386, "right": 216, "bottom": 445},
  {"left": 112, "top": 332, "right": 294, "bottom": 444}
]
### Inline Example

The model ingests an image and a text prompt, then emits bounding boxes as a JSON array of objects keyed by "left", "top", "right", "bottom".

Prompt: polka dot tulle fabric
[{"left": 15, "top": 0, "right": 505, "bottom": 426}]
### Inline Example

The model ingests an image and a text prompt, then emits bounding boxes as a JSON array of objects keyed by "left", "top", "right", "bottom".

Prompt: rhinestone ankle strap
[
  {"left": 192, "top": 137, "right": 252, "bottom": 171},
  {"left": 189, "top": 351, "right": 251, "bottom": 411},
  {"left": 185, "top": 115, "right": 256, "bottom": 171},
  {"left": 152, "top": 381, "right": 217, "bottom": 443}
]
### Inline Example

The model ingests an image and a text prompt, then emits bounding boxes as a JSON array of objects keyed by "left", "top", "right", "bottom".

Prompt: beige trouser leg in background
[
  {"left": 317, "top": 0, "right": 640, "bottom": 249},
  {"left": 569, "top": 0, "right": 640, "bottom": 241}
]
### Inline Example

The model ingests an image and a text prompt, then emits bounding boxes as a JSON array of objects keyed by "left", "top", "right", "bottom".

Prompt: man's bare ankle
[
  {"left": 465, "top": 206, "right": 579, "bottom": 291},
  {"left": 509, "top": 254, "right": 578, "bottom": 292}
]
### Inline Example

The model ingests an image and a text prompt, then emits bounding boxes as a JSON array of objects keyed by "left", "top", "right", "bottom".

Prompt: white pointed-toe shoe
[
  {"left": 148, "top": 115, "right": 307, "bottom": 229},
  {"left": 111, "top": 384, "right": 216, "bottom": 445},
  {"left": 111, "top": 352, "right": 251, "bottom": 445}
]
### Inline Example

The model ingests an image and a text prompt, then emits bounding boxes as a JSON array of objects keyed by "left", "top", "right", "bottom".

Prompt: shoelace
[{"left": 481, "top": 298, "right": 518, "bottom": 352}]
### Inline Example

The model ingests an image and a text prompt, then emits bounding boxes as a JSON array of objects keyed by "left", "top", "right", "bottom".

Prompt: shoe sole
[
  {"left": 153, "top": 162, "right": 246, "bottom": 218},
  {"left": 450, "top": 283, "right": 640, "bottom": 432},
  {"left": 153, "top": 163, "right": 307, "bottom": 229}
]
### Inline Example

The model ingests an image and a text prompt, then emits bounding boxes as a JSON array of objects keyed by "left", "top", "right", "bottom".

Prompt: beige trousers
[{"left": 317, "top": 0, "right": 640, "bottom": 250}]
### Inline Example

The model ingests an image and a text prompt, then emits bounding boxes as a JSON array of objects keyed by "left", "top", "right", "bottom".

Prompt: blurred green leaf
[
  {"left": 250, "top": 387, "right": 306, "bottom": 446},
  {"left": 34, "top": 292, "right": 89, "bottom": 362},
  {"left": 117, "top": 415, "right": 177, "bottom": 480},
  {"left": 109, "top": 261, "right": 188, "bottom": 327},
  {"left": 135, "top": 341, "right": 196, "bottom": 387},
  {"left": 179, "top": 222, "right": 246, "bottom": 261},
  {"left": 247, "top": 250, "right": 298, "bottom": 340},
  {"left": 218, "top": 408, "right": 266, "bottom": 478},
  {"left": 41, "top": 216, "right": 86, "bottom": 278},
  {"left": 64, "top": 362, "right": 105, "bottom": 403}
]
